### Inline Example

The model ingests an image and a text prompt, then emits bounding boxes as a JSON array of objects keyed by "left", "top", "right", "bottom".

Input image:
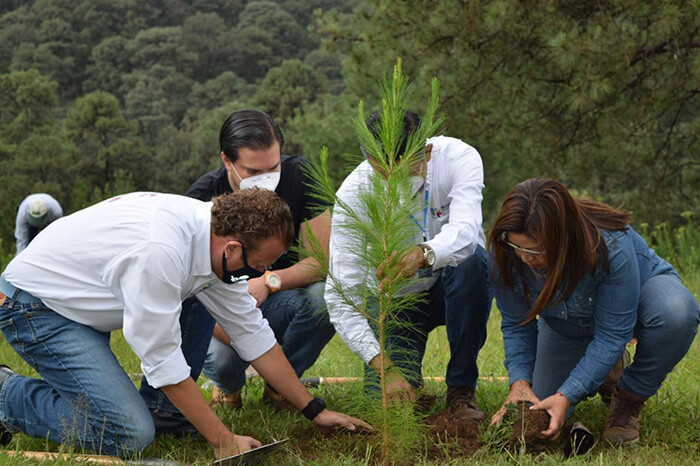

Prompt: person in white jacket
[
  {"left": 325, "top": 110, "right": 491, "bottom": 422},
  {"left": 0, "top": 189, "right": 369, "bottom": 459},
  {"left": 14, "top": 193, "right": 63, "bottom": 253}
]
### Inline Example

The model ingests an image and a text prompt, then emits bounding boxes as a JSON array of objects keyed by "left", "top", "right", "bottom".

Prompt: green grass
[{"left": 1, "top": 281, "right": 699, "bottom": 465}]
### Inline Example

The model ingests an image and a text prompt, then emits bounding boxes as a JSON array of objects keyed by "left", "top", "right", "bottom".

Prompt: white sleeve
[
  {"left": 325, "top": 177, "right": 381, "bottom": 364},
  {"left": 45, "top": 196, "right": 63, "bottom": 221},
  {"left": 425, "top": 142, "right": 484, "bottom": 269},
  {"left": 197, "top": 283, "right": 276, "bottom": 362},
  {"left": 107, "top": 243, "right": 190, "bottom": 389},
  {"left": 14, "top": 200, "right": 29, "bottom": 253}
]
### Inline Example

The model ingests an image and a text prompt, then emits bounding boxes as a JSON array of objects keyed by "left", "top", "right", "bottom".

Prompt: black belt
[{"left": 0, "top": 276, "right": 42, "bottom": 305}]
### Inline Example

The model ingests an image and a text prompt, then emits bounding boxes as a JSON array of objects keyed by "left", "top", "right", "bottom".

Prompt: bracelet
[{"left": 301, "top": 397, "right": 326, "bottom": 420}]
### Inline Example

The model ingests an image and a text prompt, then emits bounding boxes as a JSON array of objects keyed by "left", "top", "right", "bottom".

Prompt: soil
[
  {"left": 510, "top": 400, "right": 551, "bottom": 450},
  {"left": 427, "top": 410, "right": 482, "bottom": 460}
]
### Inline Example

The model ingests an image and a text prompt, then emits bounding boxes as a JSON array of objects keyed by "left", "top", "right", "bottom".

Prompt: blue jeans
[
  {"left": 203, "top": 282, "right": 334, "bottom": 393},
  {"left": 0, "top": 300, "right": 154, "bottom": 457},
  {"left": 532, "top": 273, "right": 699, "bottom": 410},
  {"left": 364, "top": 246, "right": 491, "bottom": 390}
]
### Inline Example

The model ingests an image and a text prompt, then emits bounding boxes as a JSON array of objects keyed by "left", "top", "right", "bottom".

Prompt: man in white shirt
[
  {"left": 14, "top": 193, "right": 63, "bottom": 253},
  {"left": 0, "top": 189, "right": 368, "bottom": 458},
  {"left": 326, "top": 110, "right": 491, "bottom": 421}
]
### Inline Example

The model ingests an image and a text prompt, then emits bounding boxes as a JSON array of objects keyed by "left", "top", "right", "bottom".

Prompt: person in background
[
  {"left": 489, "top": 177, "right": 699, "bottom": 445},
  {"left": 14, "top": 193, "right": 62, "bottom": 253},
  {"left": 326, "top": 110, "right": 491, "bottom": 422}
]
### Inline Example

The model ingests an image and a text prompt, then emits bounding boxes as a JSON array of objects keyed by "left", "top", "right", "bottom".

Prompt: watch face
[{"left": 267, "top": 273, "right": 281, "bottom": 288}]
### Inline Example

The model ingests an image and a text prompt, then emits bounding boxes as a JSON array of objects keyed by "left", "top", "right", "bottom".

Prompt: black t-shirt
[{"left": 185, "top": 155, "right": 328, "bottom": 270}]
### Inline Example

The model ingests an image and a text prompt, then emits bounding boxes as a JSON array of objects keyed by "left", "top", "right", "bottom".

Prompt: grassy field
[{"left": 0, "top": 269, "right": 699, "bottom": 465}]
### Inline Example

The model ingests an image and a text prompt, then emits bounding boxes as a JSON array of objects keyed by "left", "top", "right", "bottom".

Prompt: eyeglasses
[{"left": 500, "top": 232, "right": 544, "bottom": 256}]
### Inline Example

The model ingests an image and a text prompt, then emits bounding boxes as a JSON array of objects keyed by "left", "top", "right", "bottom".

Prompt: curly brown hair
[{"left": 211, "top": 188, "right": 294, "bottom": 251}]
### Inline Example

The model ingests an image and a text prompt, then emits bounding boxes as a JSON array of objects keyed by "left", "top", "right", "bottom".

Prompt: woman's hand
[
  {"left": 529, "top": 392, "right": 570, "bottom": 440},
  {"left": 490, "top": 380, "right": 540, "bottom": 425}
]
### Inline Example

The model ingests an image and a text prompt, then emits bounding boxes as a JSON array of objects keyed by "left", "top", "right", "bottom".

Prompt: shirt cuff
[
  {"left": 229, "top": 323, "right": 277, "bottom": 362},
  {"left": 557, "top": 377, "right": 588, "bottom": 405},
  {"left": 507, "top": 365, "right": 534, "bottom": 387},
  {"left": 142, "top": 348, "right": 190, "bottom": 389}
]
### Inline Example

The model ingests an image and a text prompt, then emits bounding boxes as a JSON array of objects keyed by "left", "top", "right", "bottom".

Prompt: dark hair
[
  {"left": 211, "top": 188, "right": 294, "bottom": 251},
  {"left": 219, "top": 109, "right": 284, "bottom": 162},
  {"left": 365, "top": 110, "right": 421, "bottom": 161},
  {"left": 488, "top": 178, "right": 632, "bottom": 323}
]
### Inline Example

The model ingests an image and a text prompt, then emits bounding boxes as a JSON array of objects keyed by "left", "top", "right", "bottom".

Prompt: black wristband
[{"left": 301, "top": 397, "right": 326, "bottom": 420}]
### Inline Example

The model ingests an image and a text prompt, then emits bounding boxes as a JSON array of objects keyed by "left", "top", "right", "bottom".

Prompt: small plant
[{"left": 301, "top": 59, "right": 444, "bottom": 463}]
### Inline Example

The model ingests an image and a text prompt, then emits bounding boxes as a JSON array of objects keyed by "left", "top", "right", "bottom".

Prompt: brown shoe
[
  {"left": 445, "top": 386, "right": 485, "bottom": 422},
  {"left": 209, "top": 386, "right": 243, "bottom": 409},
  {"left": 263, "top": 383, "right": 297, "bottom": 412},
  {"left": 603, "top": 387, "right": 646, "bottom": 446},
  {"left": 599, "top": 348, "right": 631, "bottom": 406}
]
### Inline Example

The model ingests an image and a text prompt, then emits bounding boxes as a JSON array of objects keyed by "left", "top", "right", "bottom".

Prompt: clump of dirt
[
  {"left": 511, "top": 401, "right": 550, "bottom": 447},
  {"left": 427, "top": 410, "right": 481, "bottom": 460}
]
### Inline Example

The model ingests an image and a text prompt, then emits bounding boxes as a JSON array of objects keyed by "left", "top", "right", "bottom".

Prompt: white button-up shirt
[
  {"left": 325, "top": 136, "right": 486, "bottom": 364},
  {"left": 3, "top": 192, "right": 276, "bottom": 389}
]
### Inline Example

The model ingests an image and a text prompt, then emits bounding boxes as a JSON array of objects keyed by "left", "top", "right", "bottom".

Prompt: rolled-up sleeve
[
  {"left": 558, "top": 236, "right": 639, "bottom": 404},
  {"left": 109, "top": 243, "right": 191, "bottom": 389},
  {"left": 197, "top": 283, "right": 277, "bottom": 362},
  {"left": 425, "top": 142, "right": 484, "bottom": 269}
]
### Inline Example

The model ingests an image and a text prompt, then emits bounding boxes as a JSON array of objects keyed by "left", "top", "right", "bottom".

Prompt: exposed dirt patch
[{"left": 427, "top": 409, "right": 481, "bottom": 460}]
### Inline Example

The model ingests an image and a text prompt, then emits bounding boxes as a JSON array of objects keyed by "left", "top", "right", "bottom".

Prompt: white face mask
[
  {"left": 410, "top": 175, "right": 425, "bottom": 196},
  {"left": 231, "top": 165, "right": 281, "bottom": 191}
]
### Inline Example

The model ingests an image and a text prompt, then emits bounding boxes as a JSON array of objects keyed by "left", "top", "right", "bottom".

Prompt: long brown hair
[{"left": 488, "top": 178, "right": 631, "bottom": 322}]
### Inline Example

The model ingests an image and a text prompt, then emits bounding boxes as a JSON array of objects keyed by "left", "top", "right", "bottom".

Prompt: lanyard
[{"left": 410, "top": 186, "right": 430, "bottom": 242}]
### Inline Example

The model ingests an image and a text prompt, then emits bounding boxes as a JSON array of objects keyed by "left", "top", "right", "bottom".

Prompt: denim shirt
[{"left": 493, "top": 227, "right": 676, "bottom": 405}]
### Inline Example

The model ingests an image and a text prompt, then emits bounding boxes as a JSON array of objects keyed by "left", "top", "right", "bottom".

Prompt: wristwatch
[
  {"left": 263, "top": 270, "right": 281, "bottom": 293},
  {"left": 419, "top": 243, "right": 435, "bottom": 268},
  {"left": 301, "top": 397, "right": 326, "bottom": 420}
]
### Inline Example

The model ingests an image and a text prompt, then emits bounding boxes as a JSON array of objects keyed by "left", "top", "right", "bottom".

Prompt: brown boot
[
  {"left": 263, "top": 383, "right": 297, "bottom": 412},
  {"left": 599, "top": 348, "right": 630, "bottom": 406},
  {"left": 209, "top": 386, "right": 243, "bottom": 409},
  {"left": 445, "top": 386, "right": 485, "bottom": 422},
  {"left": 603, "top": 387, "right": 646, "bottom": 446}
]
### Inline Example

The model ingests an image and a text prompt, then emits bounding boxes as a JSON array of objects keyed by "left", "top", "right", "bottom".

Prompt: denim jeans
[
  {"left": 203, "top": 282, "right": 334, "bottom": 393},
  {"left": 532, "top": 273, "right": 699, "bottom": 410},
  {"left": 0, "top": 300, "right": 154, "bottom": 457},
  {"left": 139, "top": 295, "right": 216, "bottom": 414},
  {"left": 364, "top": 246, "right": 491, "bottom": 390}
]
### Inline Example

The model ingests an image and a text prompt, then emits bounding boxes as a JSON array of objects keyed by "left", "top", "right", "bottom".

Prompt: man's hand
[
  {"left": 384, "top": 366, "right": 416, "bottom": 403},
  {"left": 376, "top": 246, "right": 424, "bottom": 290},
  {"left": 247, "top": 276, "right": 270, "bottom": 307},
  {"left": 490, "top": 380, "right": 541, "bottom": 425},
  {"left": 312, "top": 409, "right": 375, "bottom": 434},
  {"left": 530, "top": 392, "right": 570, "bottom": 440},
  {"left": 369, "top": 354, "right": 416, "bottom": 404},
  {"left": 214, "top": 434, "right": 262, "bottom": 459}
]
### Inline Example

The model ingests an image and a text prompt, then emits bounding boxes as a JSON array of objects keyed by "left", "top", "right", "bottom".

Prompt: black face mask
[{"left": 221, "top": 245, "right": 264, "bottom": 284}]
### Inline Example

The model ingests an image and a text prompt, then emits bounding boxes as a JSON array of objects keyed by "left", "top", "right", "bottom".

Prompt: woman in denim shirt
[{"left": 488, "top": 178, "right": 699, "bottom": 445}]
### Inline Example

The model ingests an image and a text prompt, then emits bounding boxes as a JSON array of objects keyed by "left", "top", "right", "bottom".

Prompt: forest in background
[{"left": 0, "top": 0, "right": 698, "bottom": 254}]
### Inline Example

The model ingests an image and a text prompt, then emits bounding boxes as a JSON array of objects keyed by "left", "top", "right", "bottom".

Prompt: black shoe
[
  {"left": 0, "top": 365, "right": 15, "bottom": 446},
  {"left": 149, "top": 409, "right": 200, "bottom": 438},
  {"left": 563, "top": 422, "right": 595, "bottom": 458}
]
